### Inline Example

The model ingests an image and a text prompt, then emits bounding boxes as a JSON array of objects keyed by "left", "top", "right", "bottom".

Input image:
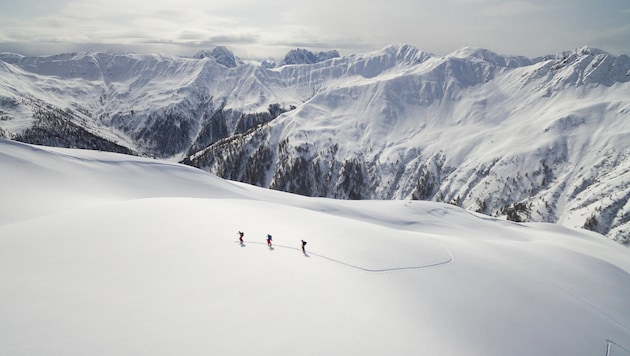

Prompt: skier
[
  {"left": 238, "top": 231, "right": 244, "bottom": 243},
  {"left": 267, "top": 234, "right": 273, "bottom": 247},
  {"left": 301, "top": 239, "right": 307, "bottom": 253}
]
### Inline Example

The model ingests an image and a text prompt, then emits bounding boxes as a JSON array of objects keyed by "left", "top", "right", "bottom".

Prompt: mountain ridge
[{"left": 1, "top": 44, "right": 629, "bottom": 243}]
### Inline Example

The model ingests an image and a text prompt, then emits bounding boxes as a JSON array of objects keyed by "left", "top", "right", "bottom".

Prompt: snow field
[{"left": 1, "top": 140, "right": 629, "bottom": 355}]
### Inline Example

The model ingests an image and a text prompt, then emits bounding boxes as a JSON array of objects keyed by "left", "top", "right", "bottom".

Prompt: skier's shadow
[
  {"left": 303, "top": 251, "right": 310, "bottom": 257},
  {"left": 269, "top": 246, "right": 275, "bottom": 251},
  {"left": 240, "top": 241, "right": 245, "bottom": 247}
]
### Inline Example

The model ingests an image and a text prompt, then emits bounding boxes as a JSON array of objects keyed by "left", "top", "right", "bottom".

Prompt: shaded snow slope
[{"left": 1, "top": 140, "right": 629, "bottom": 356}]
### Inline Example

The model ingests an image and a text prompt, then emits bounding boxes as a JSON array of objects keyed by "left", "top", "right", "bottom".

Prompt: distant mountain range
[{"left": 1, "top": 44, "right": 628, "bottom": 243}]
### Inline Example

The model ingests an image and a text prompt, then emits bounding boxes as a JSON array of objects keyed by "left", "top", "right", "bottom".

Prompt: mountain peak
[
  {"left": 534, "top": 46, "right": 612, "bottom": 63},
  {"left": 0, "top": 52, "right": 25, "bottom": 64},
  {"left": 281, "top": 48, "right": 340, "bottom": 66},
  {"left": 448, "top": 46, "right": 532, "bottom": 68},
  {"left": 193, "top": 46, "right": 239, "bottom": 68},
  {"left": 568, "top": 45, "right": 609, "bottom": 57},
  {"left": 378, "top": 43, "right": 434, "bottom": 64}
]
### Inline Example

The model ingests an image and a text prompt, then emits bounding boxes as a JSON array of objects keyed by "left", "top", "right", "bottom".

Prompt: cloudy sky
[{"left": 0, "top": 0, "right": 629, "bottom": 59}]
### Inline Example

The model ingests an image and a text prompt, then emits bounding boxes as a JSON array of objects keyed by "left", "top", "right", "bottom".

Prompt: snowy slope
[
  {"left": 1, "top": 139, "right": 629, "bottom": 356},
  {"left": 0, "top": 45, "right": 629, "bottom": 243},
  {"left": 187, "top": 46, "right": 630, "bottom": 243}
]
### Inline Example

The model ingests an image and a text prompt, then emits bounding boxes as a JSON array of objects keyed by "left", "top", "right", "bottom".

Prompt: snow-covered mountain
[
  {"left": 281, "top": 48, "right": 340, "bottom": 65},
  {"left": 0, "top": 45, "right": 629, "bottom": 243},
  {"left": 1, "top": 139, "right": 629, "bottom": 355}
]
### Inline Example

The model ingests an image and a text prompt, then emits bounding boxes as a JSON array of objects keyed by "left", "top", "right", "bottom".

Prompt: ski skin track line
[{"left": 235, "top": 240, "right": 454, "bottom": 273}]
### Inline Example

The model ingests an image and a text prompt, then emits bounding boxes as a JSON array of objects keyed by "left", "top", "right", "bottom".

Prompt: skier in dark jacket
[
  {"left": 238, "top": 231, "right": 244, "bottom": 243},
  {"left": 301, "top": 240, "right": 307, "bottom": 253},
  {"left": 267, "top": 234, "right": 273, "bottom": 247}
]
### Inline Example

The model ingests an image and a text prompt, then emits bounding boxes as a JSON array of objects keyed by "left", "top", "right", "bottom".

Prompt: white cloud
[
  {"left": 0, "top": 0, "right": 628, "bottom": 58},
  {"left": 481, "top": 1, "right": 545, "bottom": 16}
]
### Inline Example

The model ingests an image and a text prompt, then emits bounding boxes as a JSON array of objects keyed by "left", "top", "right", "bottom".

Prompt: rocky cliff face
[{"left": 1, "top": 45, "right": 629, "bottom": 243}]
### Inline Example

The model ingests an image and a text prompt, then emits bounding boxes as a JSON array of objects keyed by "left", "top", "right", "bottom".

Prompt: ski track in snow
[
  {"left": 238, "top": 240, "right": 454, "bottom": 272},
  {"left": 607, "top": 339, "right": 630, "bottom": 356}
]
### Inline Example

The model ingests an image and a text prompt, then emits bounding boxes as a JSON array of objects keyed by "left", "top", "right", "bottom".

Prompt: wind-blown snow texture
[
  {"left": 1, "top": 139, "right": 629, "bottom": 356},
  {"left": 1, "top": 45, "right": 629, "bottom": 243}
]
